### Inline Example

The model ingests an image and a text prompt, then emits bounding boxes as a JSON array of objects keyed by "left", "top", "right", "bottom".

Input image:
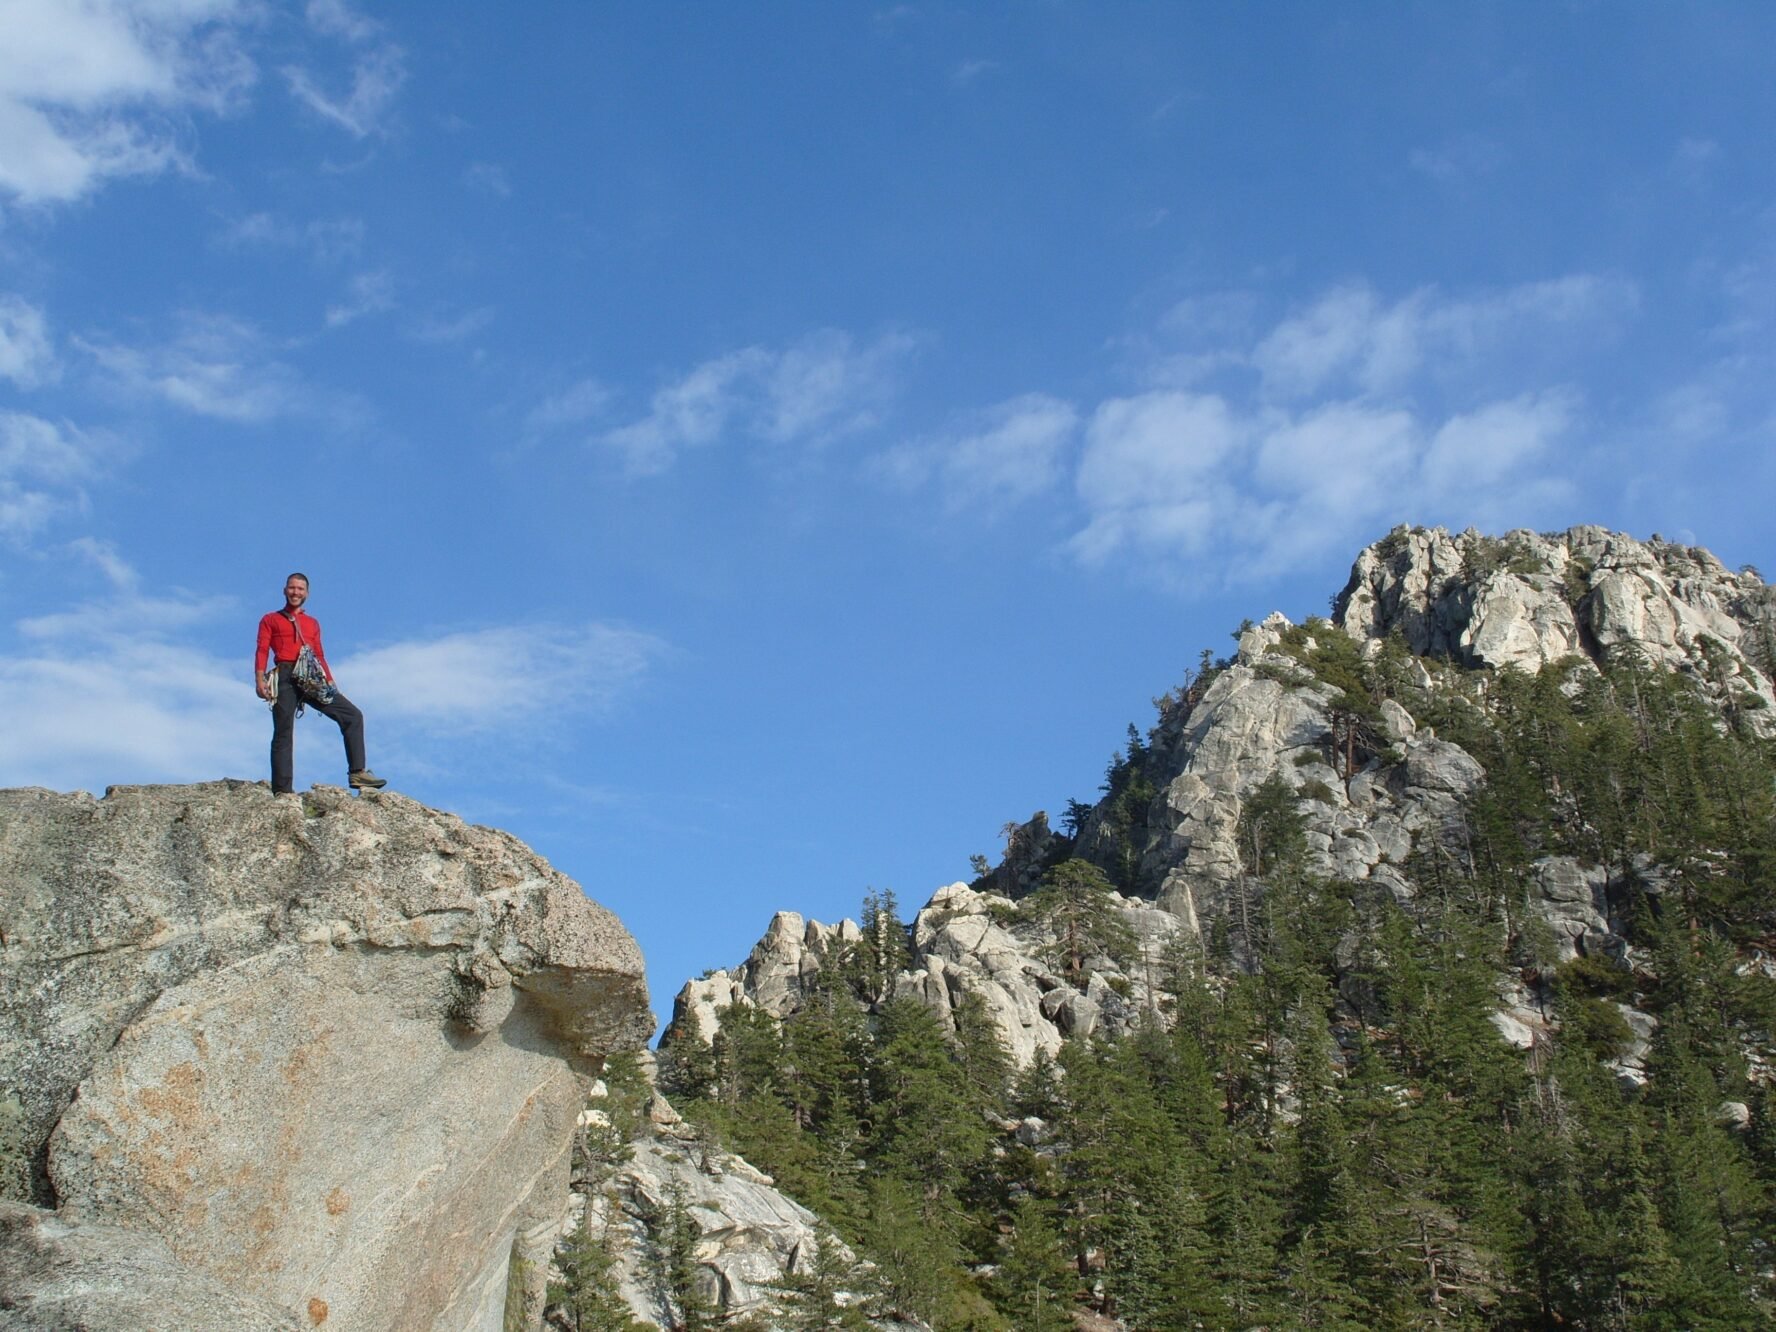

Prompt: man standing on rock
[{"left": 254, "top": 572, "right": 386, "bottom": 795}]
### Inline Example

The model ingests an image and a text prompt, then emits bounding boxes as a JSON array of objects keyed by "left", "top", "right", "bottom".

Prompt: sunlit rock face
[
  {"left": 1336, "top": 524, "right": 1775, "bottom": 705},
  {"left": 668, "top": 882, "right": 1185, "bottom": 1071},
  {"left": 0, "top": 781, "right": 652, "bottom": 1332}
]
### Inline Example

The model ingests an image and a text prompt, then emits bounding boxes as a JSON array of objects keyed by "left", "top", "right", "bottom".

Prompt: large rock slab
[
  {"left": 0, "top": 1200, "right": 302, "bottom": 1331},
  {"left": 0, "top": 781, "right": 653, "bottom": 1332}
]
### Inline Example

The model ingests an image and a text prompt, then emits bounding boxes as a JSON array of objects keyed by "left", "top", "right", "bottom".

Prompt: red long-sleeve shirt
[{"left": 255, "top": 610, "right": 334, "bottom": 681}]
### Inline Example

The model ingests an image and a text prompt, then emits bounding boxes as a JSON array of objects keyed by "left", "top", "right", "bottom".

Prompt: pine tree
[
  {"left": 644, "top": 1177, "right": 718, "bottom": 1332},
  {"left": 549, "top": 1204, "right": 652, "bottom": 1332},
  {"left": 853, "top": 888, "right": 912, "bottom": 1006},
  {"left": 1025, "top": 859, "right": 1137, "bottom": 988},
  {"left": 767, "top": 1229, "right": 878, "bottom": 1331},
  {"left": 990, "top": 1195, "right": 1075, "bottom": 1332},
  {"left": 868, "top": 998, "right": 994, "bottom": 1204}
]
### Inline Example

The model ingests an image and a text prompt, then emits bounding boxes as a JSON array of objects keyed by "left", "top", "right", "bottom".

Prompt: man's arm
[{"left": 253, "top": 615, "right": 276, "bottom": 698}]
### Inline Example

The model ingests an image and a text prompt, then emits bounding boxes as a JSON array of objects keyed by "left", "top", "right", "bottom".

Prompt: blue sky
[{"left": 3, "top": 2, "right": 1773, "bottom": 1027}]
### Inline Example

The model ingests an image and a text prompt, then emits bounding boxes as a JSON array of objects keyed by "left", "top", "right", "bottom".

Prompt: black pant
[{"left": 270, "top": 663, "right": 367, "bottom": 794}]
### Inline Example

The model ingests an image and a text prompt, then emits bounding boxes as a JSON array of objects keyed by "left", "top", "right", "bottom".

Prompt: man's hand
[{"left": 255, "top": 674, "right": 271, "bottom": 700}]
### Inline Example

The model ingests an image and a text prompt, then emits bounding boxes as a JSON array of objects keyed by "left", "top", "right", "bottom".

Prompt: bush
[
  {"left": 1565, "top": 997, "right": 1636, "bottom": 1059},
  {"left": 1556, "top": 954, "right": 1634, "bottom": 1000}
]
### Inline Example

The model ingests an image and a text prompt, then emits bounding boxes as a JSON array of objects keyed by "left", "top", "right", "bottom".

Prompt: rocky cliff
[{"left": 0, "top": 781, "right": 652, "bottom": 1332}]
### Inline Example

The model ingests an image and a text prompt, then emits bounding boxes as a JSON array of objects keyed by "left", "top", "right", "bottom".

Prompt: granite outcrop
[
  {"left": 0, "top": 780, "right": 652, "bottom": 1332},
  {"left": 669, "top": 527, "right": 1774, "bottom": 1085}
]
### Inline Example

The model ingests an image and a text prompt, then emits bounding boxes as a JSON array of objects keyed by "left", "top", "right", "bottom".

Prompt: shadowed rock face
[{"left": 0, "top": 781, "right": 652, "bottom": 1332}]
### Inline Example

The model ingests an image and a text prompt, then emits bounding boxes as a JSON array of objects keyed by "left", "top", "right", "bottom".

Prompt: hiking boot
[{"left": 349, "top": 770, "right": 387, "bottom": 790}]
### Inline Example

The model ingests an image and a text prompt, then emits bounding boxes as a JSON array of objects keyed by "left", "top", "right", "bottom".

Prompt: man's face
[{"left": 284, "top": 578, "right": 308, "bottom": 610}]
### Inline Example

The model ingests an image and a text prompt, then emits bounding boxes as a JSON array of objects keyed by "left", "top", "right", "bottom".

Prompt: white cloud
[
  {"left": 1077, "top": 392, "right": 1246, "bottom": 512},
  {"left": 410, "top": 306, "right": 494, "bottom": 344},
  {"left": 20, "top": 586, "right": 230, "bottom": 643},
  {"left": 325, "top": 269, "right": 395, "bottom": 327},
  {"left": 951, "top": 59, "right": 998, "bottom": 88},
  {"left": 66, "top": 534, "right": 138, "bottom": 590},
  {"left": 218, "top": 212, "right": 366, "bottom": 264},
  {"left": 759, "top": 329, "right": 915, "bottom": 442},
  {"left": 1254, "top": 285, "right": 1410, "bottom": 398},
  {"left": 603, "top": 348, "right": 767, "bottom": 475},
  {"left": 282, "top": 4, "right": 405, "bottom": 142},
  {"left": 1253, "top": 276, "right": 1637, "bottom": 400},
  {"left": 0, "top": 0, "right": 256, "bottom": 204},
  {"left": 1067, "top": 385, "right": 1581, "bottom": 581},
  {"left": 1255, "top": 401, "right": 1419, "bottom": 504},
  {"left": 462, "top": 161, "right": 510, "bottom": 197},
  {"left": 0, "top": 294, "right": 56, "bottom": 386},
  {"left": 339, "top": 624, "right": 668, "bottom": 733},
  {"left": 526, "top": 377, "right": 612, "bottom": 433},
  {"left": 1408, "top": 133, "right": 1509, "bottom": 186},
  {"left": 0, "top": 566, "right": 258, "bottom": 790},
  {"left": 601, "top": 330, "right": 916, "bottom": 475},
  {"left": 0, "top": 410, "right": 115, "bottom": 540},
  {"left": 0, "top": 410, "right": 104, "bottom": 484},
  {"left": 0, "top": 644, "right": 264, "bottom": 791},
  {"left": 1421, "top": 393, "right": 1574, "bottom": 496},
  {"left": 1070, "top": 392, "right": 1249, "bottom": 564},
  {"left": 304, "top": 0, "right": 379, "bottom": 44},
  {"left": 855, "top": 275, "right": 1626, "bottom": 583},
  {"left": 79, "top": 313, "right": 302, "bottom": 421},
  {"left": 878, "top": 393, "right": 1078, "bottom": 511}
]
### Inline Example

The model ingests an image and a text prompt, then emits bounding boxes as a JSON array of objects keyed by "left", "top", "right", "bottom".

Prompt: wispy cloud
[
  {"left": 0, "top": 644, "right": 264, "bottom": 791},
  {"left": 283, "top": 0, "right": 405, "bottom": 138},
  {"left": 1673, "top": 136, "right": 1721, "bottom": 182},
  {"left": 1069, "top": 387, "right": 1577, "bottom": 581},
  {"left": 877, "top": 393, "right": 1078, "bottom": 512},
  {"left": 0, "top": 0, "right": 256, "bottom": 205},
  {"left": 462, "top": 161, "right": 511, "bottom": 197},
  {"left": 78, "top": 313, "right": 304, "bottom": 422},
  {"left": 600, "top": 329, "right": 918, "bottom": 475},
  {"left": 0, "top": 294, "right": 56, "bottom": 386},
  {"left": 950, "top": 59, "right": 998, "bottom": 88},
  {"left": 0, "top": 569, "right": 256, "bottom": 791},
  {"left": 410, "top": 306, "right": 495, "bottom": 344},
  {"left": 1252, "top": 276, "right": 1637, "bottom": 400},
  {"left": 304, "top": 0, "right": 380, "bottom": 44},
  {"left": 217, "top": 212, "right": 367, "bottom": 264},
  {"left": 325, "top": 269, "right": 395, "bottom": 327},
  {"left": 0, "top": 410, "right": 117, "bottom": 541},
  {"left": 526, "top": 378, "right": 613, "bottom": 434},
  {"left": 1055, "top": 276, "right": 1626, "bottom": 582},
  {"left": 1408, "top": 133, "right": 1509, "bottom": 188},
  {"left": 340, "top": 623, "right": 670, "bottom": 734}
]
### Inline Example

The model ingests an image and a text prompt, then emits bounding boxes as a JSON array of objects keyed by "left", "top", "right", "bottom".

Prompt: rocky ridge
[
  {"left": 0, "top": 781, "right": 652, "bottom": 1332},
  {"left": 673, "top": 888, "right": 1185, "bottom": 1071},
  {"left": 669, "top": 525, "right": 1774, "bottom": 1085}
]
